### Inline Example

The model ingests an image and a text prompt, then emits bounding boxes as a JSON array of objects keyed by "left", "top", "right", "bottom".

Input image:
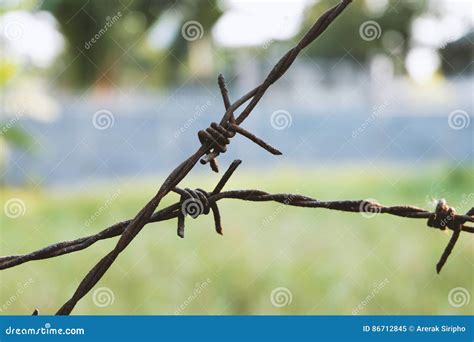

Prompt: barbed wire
[
  {"left": 2, "top": 159, "right": 472, "bottom": 273},
  {"left": 2, "top": 0, "right": 472, "bottom": 315}
]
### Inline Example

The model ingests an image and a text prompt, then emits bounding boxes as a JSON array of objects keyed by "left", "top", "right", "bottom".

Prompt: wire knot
[
  {"left": 173, "top": 159, "right": 242, "bottom": 238},
  {"left": 198, "top": 122, "right": 235, "bottom": 172},
  {"left": 196, "top": 74, "right": 283, "bottom": 173},
  {"left": 180, "top": 188, "right": 211, "bottom": 218},
  {"left": 197, "top": 121, "right": 282, "bottom": 173},
  {"left": 426, "top": 199, "right": 472, "bottom": 274},
  {"left": 427, "top": 199, "right": 458, "bottom": 231},
  {"left": 176, "top": 187, "right": 215, "bottom": 238}
]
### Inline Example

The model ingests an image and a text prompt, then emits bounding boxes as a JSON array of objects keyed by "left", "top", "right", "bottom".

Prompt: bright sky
[
  {"left": 212, "top": 0, "right": 314, "bottom": 47},
  {"left": 0, "top": 10, "right": 64, "bottom": 67}
]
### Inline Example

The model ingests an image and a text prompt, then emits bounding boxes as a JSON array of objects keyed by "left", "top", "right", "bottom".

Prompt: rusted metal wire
[
  {"left": 2, "top": 160, "right": 473, "bottom": 272},
  {"left": 1, "top": 159, "right": 473, "bottom": 270},
  {"left": 2, "top": 0, "right": 472, "bottom": 315}
]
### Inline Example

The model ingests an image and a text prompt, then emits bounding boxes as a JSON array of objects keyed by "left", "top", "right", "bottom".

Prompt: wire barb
[
  {"left": 174, "top": 160, "right": 242, "bottom": 237},
  {"left": 426, "top": 200, "right": 472, "bottom": 273}
]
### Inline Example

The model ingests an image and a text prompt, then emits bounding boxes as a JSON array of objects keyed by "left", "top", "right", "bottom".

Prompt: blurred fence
[{"left": 4, "top": 75, "right": 473, "bottom": 186}]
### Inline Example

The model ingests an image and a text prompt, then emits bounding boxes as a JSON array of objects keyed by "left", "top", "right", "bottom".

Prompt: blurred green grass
[{"left": 1, "top": 163, "right": 473, "bottom": 315}]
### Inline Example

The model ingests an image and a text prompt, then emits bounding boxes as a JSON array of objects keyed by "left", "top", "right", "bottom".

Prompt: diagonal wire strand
[{"left": 2, "top": 0, "right": 471, "bottom": 315}]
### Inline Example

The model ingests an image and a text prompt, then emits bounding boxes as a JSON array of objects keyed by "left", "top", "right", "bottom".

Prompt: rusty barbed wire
[
  {"left": 1, "top": 159, "right": 473, "bottom": 273},
  {"left": 1, "top": 0, "right": 472, "bottom": 315}
]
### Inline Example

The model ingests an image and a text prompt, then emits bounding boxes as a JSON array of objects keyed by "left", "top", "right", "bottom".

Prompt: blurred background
[{"left": 0, "top": 0, "right": 472, "bottom": 315}]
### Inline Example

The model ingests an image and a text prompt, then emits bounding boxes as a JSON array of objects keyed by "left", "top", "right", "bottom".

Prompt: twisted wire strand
[
  {"left": 2, "top": 0, "right": 470, "bottom": 315},
  {"left": 2, "top": 172, "right": 472, "bottom": 272}
]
